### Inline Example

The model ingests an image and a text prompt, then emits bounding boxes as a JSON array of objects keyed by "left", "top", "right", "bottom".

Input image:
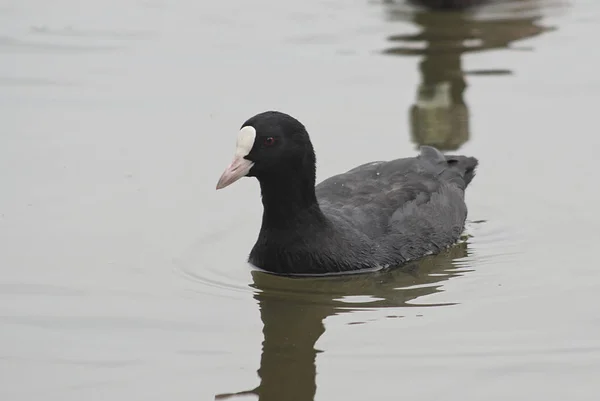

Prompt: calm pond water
[{"left": 2, "top": 0, "right": 599, "bottom": 400}]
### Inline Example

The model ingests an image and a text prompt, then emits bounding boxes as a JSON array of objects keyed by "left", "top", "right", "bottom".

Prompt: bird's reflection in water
[
  {"left": 216, "top": 241, "right": 470, "bottom": 401},
  {"left": 407, "top": 0, "right": 489, "bottom": 10},
  {"left": 382, "top": 0, "right": 558, "bottom": 151}
]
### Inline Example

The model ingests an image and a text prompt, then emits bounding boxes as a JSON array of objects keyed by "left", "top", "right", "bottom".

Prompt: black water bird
[{"left": 216, "top": 111, "right": 477, "bottom": 275}]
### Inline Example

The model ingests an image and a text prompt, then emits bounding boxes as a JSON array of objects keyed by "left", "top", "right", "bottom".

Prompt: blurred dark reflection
[
  {"left": 382, "top": 0, "right": 558, "bottom": 151},
  {"left": 216, "top": 242, "right": 470, "bottom": 401},
  {"left": 408, "top": 0, "right": 489, "bottom": 10}
]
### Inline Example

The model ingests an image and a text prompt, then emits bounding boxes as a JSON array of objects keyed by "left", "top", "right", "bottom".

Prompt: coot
[{"left": 216, "top": 111, "right": 478, "bottom": 276}]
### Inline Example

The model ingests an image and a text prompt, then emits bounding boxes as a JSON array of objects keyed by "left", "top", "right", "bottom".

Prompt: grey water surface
[{"left": 2, "top": 0, "right": 599, "bottom": 400}]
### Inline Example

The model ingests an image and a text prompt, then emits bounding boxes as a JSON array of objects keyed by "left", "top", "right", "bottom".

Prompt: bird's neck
[{"left": 257, "top": 173, "right": 327, "bottom": 230}]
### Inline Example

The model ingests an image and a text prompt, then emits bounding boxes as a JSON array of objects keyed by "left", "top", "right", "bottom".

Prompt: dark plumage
[{"left": 216, "top": 111, "right": 478, "bottom": 276}]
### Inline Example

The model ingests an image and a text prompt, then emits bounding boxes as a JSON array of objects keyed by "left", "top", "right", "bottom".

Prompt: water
[{"left": 1, "top": 0, "right": 599, "bottom": 400}]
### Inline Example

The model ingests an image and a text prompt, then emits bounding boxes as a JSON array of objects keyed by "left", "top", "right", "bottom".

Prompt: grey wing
[
  {"left": 382, "top": 181, "right": 468, "bottom": 262},
  {"left": 316, "top": 160, "right": 392, "bottom": 238},
  {"left": 315, "top": 147, "right": 473, "bottom": 246}
]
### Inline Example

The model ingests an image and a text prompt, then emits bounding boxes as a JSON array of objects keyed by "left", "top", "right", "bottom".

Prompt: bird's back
[{"left": 316, "top": 146, "right": 478, "bottom": 264}]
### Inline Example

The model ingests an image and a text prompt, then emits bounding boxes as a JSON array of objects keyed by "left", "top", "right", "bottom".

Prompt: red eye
[{"left": 264, "top": 137, "right": 275, "bottom": 147}]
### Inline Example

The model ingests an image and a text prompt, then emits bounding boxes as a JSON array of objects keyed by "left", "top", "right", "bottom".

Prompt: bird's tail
[
  {"left": 445, "top": 155, "right": 478, "bottom": 187},
  {"left": 419, "top": 146, "right": 478, "bottom": 188}
]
